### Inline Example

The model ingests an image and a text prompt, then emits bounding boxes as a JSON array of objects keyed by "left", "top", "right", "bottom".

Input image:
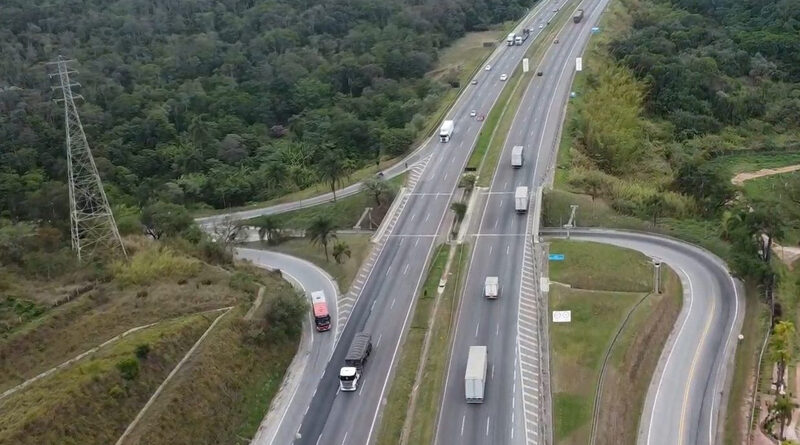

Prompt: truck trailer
[
  {"left": 511, "top": 145, "right": 524, "bottom": 168},
  {"left": 440, "top": 120, "right": 454, "bottom": 142},
  {"left": 465, "top": 346, "right": 488, "bottom": 403},
  {"left": 573, "top": 9, "right": 584, "bottom": 23},
  {"left": 506, "top": 33, "right": 516, "bottom": 46},
  {"left": 515, "top": 186, "right": 529, "bottom": 213},
  {"left": 310, "top": 290, "right": 331, "bottom": 332},
  {"left": 339, "top": 332, "right": 372, "bottom": 391},
  {"left": 515, "top": 29, "right": 530, "bottom": 45},
  {"left": 484, "top": 276, "right": 499, "bottom": 299}
]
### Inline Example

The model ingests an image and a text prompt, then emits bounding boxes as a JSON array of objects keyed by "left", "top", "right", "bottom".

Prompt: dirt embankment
[{"left": 731, "top": 164, "right": 800, "bottom": 185}]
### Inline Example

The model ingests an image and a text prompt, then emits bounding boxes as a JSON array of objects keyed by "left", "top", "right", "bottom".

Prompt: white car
[
  {"left": 539, "top": 24, "right": 544, "bottom": 29},
  {"left": 485, "top": 64, "right": 492, "bottom": 71},
  {"left": 471, "top": 79, "right": 478, "bottom": 85},
  {"left": 470, "top": 110, "right": 477, "bottom": 117},
  {"left": 500, "top": 74, "right": 508, "bottom": 81}
]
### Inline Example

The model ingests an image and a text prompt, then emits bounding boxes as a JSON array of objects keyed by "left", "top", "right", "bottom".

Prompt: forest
[
  {"left": 566, "top": 0, "right": 800, "bottom": 221},
  {"left": 555, "top": 0, "right": 800, "bottom": 286},
  {"left": 0, "top": 0, "right": 530, "bottom": 224}
]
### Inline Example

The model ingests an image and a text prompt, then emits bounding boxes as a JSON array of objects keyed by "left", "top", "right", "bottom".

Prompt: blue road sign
[{"left": 549, "top": 254, "right": 565, "bottom": 261}]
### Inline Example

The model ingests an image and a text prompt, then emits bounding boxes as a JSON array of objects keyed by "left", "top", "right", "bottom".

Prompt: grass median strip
[
  {"left": 376, "top": 243, "right": 469, "bottom": 445},
  {"left": 548, "top": 240, "right": 681, "bottom": 444}
]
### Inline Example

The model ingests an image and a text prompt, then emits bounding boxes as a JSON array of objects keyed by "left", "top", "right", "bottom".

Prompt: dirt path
[{"left": 731, "top": 164, "right": 800, "bottom": 185}]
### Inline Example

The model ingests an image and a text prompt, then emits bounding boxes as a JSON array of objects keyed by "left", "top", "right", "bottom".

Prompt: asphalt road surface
[
  {"left": 435, "top": 0, "right": 611, "bottom": 444},
  {"left": 541, "top": 229, "right": 744, "bottom": 445},
  {"left": 234, "top": 249, "right": 340, "bottom": 445},
  {"left": 288, "top": 3, "right": 567, "bottom": 444}
]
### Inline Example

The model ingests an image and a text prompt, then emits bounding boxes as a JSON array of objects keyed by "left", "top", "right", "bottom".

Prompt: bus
[{"left": 311, "top": 291, "right": 331, "bottom": 332}]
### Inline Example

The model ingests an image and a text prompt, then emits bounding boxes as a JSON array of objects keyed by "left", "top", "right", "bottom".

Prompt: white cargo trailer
[
  {"left": 484, "top": 276, "right": 499, "bottom": 299},
  {"left": 440, "top": 120, "right": 454, "bottom": 142},
  {"left": 465, "top": 346, "right": 488, "bottom": 403},
  {"left": 515, "top": 186, "right": 529, "bottom": 213},
  {"left": 506, "top": 33, "right": 516, "bottom": 46},
  {"left": 511, "top": 145, "right": 523, "bottom": 168}
]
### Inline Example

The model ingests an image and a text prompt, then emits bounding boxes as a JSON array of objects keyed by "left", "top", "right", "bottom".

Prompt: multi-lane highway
[
  {"left": 287, "top": 3, "right": 568, "bottom": 444},
  {"left": 541, "top": 229, "right": 743, "bottom": 445},
  {"left": 435, "top": 0, "right": 610, "bottom": 444},
  {"left": 222, "top": 0, "right": 743, "bottom": 443}
]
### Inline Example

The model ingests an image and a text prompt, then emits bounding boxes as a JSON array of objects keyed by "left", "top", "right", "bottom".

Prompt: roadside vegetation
[
  {"left": 545, "top": 0, "right": 800, "bottom": 441},
  {"left": 548, "top": 240, "right": 681, "bottom": 444},
  {"left": 0, "top": 214, "right": 306, "bottom": 444}
]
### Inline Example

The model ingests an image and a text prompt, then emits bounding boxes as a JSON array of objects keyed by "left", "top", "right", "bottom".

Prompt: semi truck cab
[{"left": 339, "top": 332, "right": 372, "bottom": 392}]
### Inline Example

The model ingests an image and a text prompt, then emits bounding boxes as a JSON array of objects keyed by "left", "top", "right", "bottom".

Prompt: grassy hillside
[{"left": 0, "top": 235, "right": 304, "bottom": 445}]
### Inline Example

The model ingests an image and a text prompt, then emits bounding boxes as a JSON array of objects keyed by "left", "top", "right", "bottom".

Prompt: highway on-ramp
[
  {"left": 541, "top": 228, "right": 744, "bottom": 445},
  {"left": 285, "top": 2, "right": 568, "bottom": 444},
  {"left": 435, "top": 0, "right": 611, "bottom": 444},
  {"left": 234, "top": 249, "right": 340, "bottom": 445}
]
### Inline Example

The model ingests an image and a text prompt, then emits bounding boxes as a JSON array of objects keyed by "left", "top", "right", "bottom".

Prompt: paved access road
[
  {"left": 541, "top": 228, "right": 744, "bottom": 445},
  {"left": 234, "top": 249, "right": 339, "bottom": 445},
  {"left": 435, "top": 0, "right": 611, "bottom": 444},
  {"left": 289, "top": 3, "right": 568, "bottom": 444}
]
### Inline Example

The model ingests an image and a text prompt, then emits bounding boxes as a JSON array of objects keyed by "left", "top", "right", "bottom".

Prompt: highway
[
  {"left": 541, "top": 229, "right": 743, "bottom": 445},
  {"left": 234, "top": 249, "right": 340, "bottom": 445},
  {"left": 435, "top": 0, "right": 610, "bottom": 444},
  {"left": 287, "top": 3, "right": 567, "bottom": 444}
]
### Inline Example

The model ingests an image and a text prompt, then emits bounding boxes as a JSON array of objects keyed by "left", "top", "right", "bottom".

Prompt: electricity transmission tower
[{"left": 48, "top": 56, "right": 127, "bottom": 262}]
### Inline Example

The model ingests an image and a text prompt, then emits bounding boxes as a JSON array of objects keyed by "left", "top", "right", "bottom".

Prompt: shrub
[
  {"left": 112, "top": 246, "right": 200, "bottom": 286},
  {"left": 229, "top": 271, "right": 259, "bottom": 294},
  {"left": 263, "top": 290, "right": 308, "bottom": 342},
  {"left": 135, "top": 343, "right": 151, "bottom": 360},
  {"left": 108, "top": 384, "right": 126, "bottom": 399},
  {"left": 197, "top": 239, "right": 233, "bottom": 265},
  {"left": 116, "top": 357, "right": 140, "bottom": 380}
]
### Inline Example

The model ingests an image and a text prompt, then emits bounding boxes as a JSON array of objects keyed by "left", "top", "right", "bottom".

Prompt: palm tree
[
  {"left": 318, "top": 151, "right": 348, "bottom": 201},
  {"left": 363, "top": 177, "right": 391, "bottom": 207},
  {"left": 450, "top": 202, "right": 467, "bottom": 222},
  {"left": 333, "top": 241, "right": 352, "bottom": 264},
  {"left": 254, "top": 216, "right": 280, "bottom": 244},
  {"left": 772, "top": 394, "right": 798, "bottom": 440},
  {"left": 307, "top": 216, "right": 337, "bottom": 261}
]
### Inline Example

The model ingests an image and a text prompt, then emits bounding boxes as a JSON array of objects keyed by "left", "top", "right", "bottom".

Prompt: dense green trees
[
  {"left": 0, "top": 0, "right": 531, "bottom": 222},
  {"left": 610, "top": 0, "right": 800, "bottom": 141}
]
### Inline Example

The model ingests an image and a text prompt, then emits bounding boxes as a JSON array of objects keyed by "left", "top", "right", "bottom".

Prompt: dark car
[{"left": 537, "top": 71, "right": 543, "bottom": 76}]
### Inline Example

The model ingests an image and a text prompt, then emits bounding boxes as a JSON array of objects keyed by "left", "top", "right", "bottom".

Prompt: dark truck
[
  {"left": 573, "top": 9, "right": 584, "bottom": 23},
  {"left": 338, "top": 332, "right": 373, "bottom": 391}
]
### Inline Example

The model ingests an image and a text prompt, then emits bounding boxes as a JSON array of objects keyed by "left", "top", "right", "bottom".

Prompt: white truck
[
  {"left": 506, "top": 33, "right": 516, "bottom": 46},
  {"left": 515, "top": 186, "right": 529, "bottom": 213},
  {"left": 440, "top": 120, "right": 454, "bottom": 142},
  {"left": 515, "top": 29, "right": 530, "bottom": 45},
  {"left": 511, "top": 145, "right": 524, "bottom": 168},
  {"left": 484, "top": 276, "right": 499, "bottom": 299},
  {"left": 465, "top": 346, "right": 488, "bottom": 403},
  {"left": 339, "top": 332, "right": 372, "bottom": 391}
]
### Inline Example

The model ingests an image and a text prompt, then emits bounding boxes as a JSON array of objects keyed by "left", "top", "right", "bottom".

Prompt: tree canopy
[{"left": 0, "top": 0, "right": 531, "bottom": 221}]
